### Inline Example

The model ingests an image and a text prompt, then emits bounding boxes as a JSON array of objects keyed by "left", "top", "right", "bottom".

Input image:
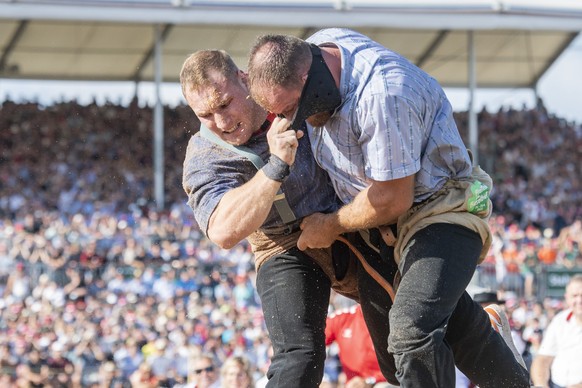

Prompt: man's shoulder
[
  {"left": 553, "top": 309, "right": 574, "bottom": 323},
  {"left": 188, "top": 130, "right": 269, "bottom": 160},
  {"left": 187, "top": 131, "right": 217, "bottom": 150},
  {"left": 308, "top": 27, "right": 361, "bottom": 43},
  {"left": 545, "top": 309, "right": 577, "bottom": 335},
  {"left": 184, "top": 133, "right": 244, "bottom": 165}
]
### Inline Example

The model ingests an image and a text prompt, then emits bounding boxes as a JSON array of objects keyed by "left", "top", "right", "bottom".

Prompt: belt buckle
[
  {"left": 282, "top": 220, "right": 301, "bottom": 236},
  {"left": 283, "top": 224, "right": 294, "bottom": 236}
]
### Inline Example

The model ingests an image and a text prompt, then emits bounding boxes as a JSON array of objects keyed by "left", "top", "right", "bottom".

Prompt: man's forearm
[
  {"left": 336, "top": 189, "right": 399, "bottom": 233},
  {"left": 335, "top": 176, "right": 414, "bottom": 232},
  {"left": 530, "top": 355, "right": 554, "bottom": 388},
  {"left": 296, "top": 176, "right": 415, "bottom": 250},
  {"left": 207, "top": 170, "right": 282, "bottom": 248}
]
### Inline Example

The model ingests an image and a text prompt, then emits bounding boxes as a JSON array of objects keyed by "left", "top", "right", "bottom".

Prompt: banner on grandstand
[{"left": 543, "top": 267, "right": 582, "bottom": 298}]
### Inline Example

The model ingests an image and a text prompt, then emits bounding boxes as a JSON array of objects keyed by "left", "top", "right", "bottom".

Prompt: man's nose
[{"left": 215, "top": 113, "right": 232, "bottom": 130}]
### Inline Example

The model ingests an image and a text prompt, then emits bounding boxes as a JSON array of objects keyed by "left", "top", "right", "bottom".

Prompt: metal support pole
[
  {"left": 468, "top": 30, "right": 479, "bottom": 166},
  {"left": 153, "top": 24, "right": 165, "bottom": 211}
]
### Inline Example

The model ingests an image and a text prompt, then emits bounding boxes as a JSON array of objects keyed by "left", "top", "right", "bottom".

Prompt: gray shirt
[
  {"left": 182, "top": 128, "right": 340, "bottom": 235},
  {"left": 307, "top": 28, "right": 472, "bottom": 204}
]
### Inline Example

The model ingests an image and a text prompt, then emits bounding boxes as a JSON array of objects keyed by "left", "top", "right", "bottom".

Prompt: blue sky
[{"left": 1, "top": 35, "right": 581, "bottom": 124}]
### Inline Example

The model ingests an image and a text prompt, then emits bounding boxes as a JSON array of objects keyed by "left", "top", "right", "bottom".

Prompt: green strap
[{"left": 199, "top": 125, "right": 297, "bottom": 224}]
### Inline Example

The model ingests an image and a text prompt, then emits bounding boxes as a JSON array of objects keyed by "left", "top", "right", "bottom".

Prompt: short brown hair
[
  {"left": 247, "top": 34, "right": 311, "bottom": 104},
  {"left": 180, "top": 50, "right": 239, "bottom": 98}
]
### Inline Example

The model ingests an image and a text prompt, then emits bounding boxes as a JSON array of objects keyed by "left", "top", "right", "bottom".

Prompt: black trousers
[
  {"left": 358, "top": 223, "right": 531, "bottom": 388},
  {"left": 257, "top": 248, "right": 331, "bottom": 388},
  {"left": 257, "top": 223, "right": 531, "bottom": 387}
]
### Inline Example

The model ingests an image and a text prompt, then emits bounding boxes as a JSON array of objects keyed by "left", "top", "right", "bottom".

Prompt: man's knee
[{"left": 388, "top": 303, "right": 444, "bottom": 354}]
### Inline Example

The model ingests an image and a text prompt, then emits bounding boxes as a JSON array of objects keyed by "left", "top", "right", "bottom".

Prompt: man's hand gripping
[{"left": 267, "top": 116, "right": 303, "bottom": 167}]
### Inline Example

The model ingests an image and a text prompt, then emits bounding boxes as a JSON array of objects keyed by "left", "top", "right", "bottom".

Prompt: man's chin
[{"left": 221, "top": 129, "right": 251, "bottom": 146}]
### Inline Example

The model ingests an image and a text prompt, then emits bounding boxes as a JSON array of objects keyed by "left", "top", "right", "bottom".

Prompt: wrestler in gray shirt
[{"left": 183, "top": 124, "right": 340, "bottom": 235}]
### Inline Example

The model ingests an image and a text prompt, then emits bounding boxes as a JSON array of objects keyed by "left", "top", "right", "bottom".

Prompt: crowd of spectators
[
  {"left": 0, "top": 97, "right": 580, "bottom": 387},
  {"left": 0, "top": 206, "right": 271, "bottom": 387},
  {"left": 456, "top": 99, "right": 581, "bottom": 233}
]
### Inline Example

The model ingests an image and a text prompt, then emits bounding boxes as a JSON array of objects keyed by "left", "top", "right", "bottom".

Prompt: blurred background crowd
[{"left": 0, "top": 97, "right": 580, "bottom": 387}]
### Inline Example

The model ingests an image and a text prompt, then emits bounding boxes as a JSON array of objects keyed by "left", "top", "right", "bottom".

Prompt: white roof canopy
[{"left": 1, "top": 0, "right": 580, "bottom": 88}]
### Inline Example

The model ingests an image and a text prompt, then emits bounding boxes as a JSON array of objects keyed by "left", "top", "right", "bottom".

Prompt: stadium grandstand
[{"left": 0, "top": 1, "right": 581, "bottom": 386}]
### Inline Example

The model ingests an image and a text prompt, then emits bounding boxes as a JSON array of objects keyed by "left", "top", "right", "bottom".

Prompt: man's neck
[
  {"left": 252, "top": 112, "right": 276, "bottom": 137},
  {"left": 320, "top": 46, "right": 342, "bottom": 89}
]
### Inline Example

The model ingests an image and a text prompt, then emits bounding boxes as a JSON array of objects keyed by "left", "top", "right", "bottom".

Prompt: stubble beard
[{"left": 307, "top": 111, "right": 332, "bottom": 127}]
